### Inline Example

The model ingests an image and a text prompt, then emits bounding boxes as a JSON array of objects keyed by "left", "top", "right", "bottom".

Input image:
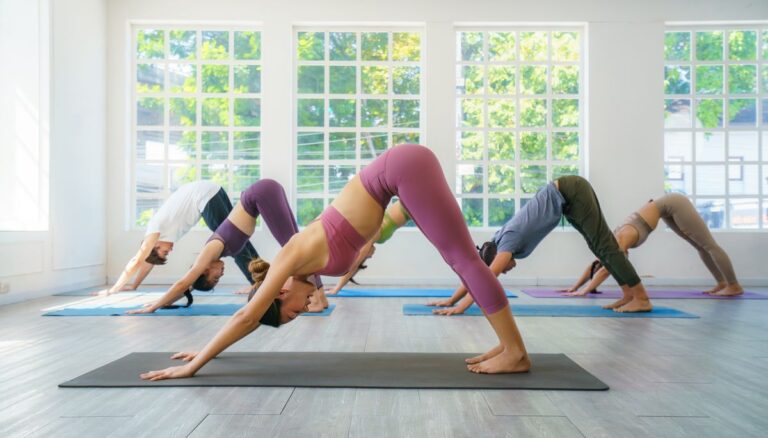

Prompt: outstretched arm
[
  {"left": 128, "top": 262, "right": 155, "bottom": 290},
  {"left": 564, "top": 266, "right": 611, "bottom": 296},
  {"left": 140, "top": 241, "right": 307, "bottom": 381},
  {"left": 433, "top": 251, "right": 513, "bottom": 315},
  {"left": 100, "top": 234, "right": 158, "bottom": 295},
  {"left": 560, "top": 262, "right": 594, "bottom": 293},
  {"left": 127, "top": 241, "right": 223, "bottom": 313}
]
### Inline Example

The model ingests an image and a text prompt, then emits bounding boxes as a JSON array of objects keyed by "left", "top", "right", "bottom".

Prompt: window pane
[
  {"left": 729, "top": 131, "right": 758, "bottom": 161},
  {"left": 234, "top": 31, "right": 261, "bottom": 60},
  {"left": 456, "top": 164, "right": 483, "bottom": 194},
  {"left": 297, "top": 99, "right": 324, "bottom": 127},
  {"left": 329, "top": 132, "right": 356, "bottom": 159},
  {"left": 728, "top": 164, "right": 759, "bottom": 195},
  {"left": 520, "top": 164, "right": 546, "bottom": 193},
  {"left": 696, "top": 31, "right": 723, "bottom": 61},
  {"left": 393, "top": 99, "right": 420, "bottom": 129},
  {"left": 329, "top": 32, "right": 356, "bottom": 60},
  {"left": 696, "top": 165, "right": 726, "bottom": 195},
  {"left": 362, "top": 32, "right": 388, "bottom": 61},
  {"left": 728, "top": 65, "right": 757, "bottom": 93},
  {"left": 695, "top": 65, "right": 723, "bottom": 94},
  {"left": 297, "top": 32, "right": 324, "bottom": 60},
  {"left": 461, "top": 198, "right": 483, "bottom": 226},
  {"left": 696, "top": 199, "right": 725, "bottom": 229},
  {"left": 487, "top": 99, "right": 515, "bottom": 128},
  {"left": 695, "top": 132, "right": 724, "bottom": 162},
  {"left": 489, "top": 198, "right": 514, "bottom": 226},
  {"left": 728, "top": 30, "right": 757, "bottom": 61},
  {"left": 232, "top": 165, "right": 260, "bottom": 193},
  {"left": 488, "top": 66, "right": 516, "bottom": 95},
  {"left": 137, "top": 63, "right": 164, "bottom": 92},
  {"left": 695, "top": 99, "right": 723, "bottom": 128},
  {"left": 551, "top": 66, "right": 578, "bottom": 94},
  {"left": 362, "top": 66, "right": 389, "bottom": 94},
  {"left": 665, "top": 31, "right": 690, "bottom": 61},
  {"left": 169, "top": 163, "right": 197, "bottom": 191},
  {"left": 552, "top": 31, "right": 579, "bottom": 61},
  {"left": 459, "top": 98, "right": 484, "bottom": 127},
  {"left": 297, "top": 165, "right": 324, "bottom": 193},
  {"left": 329, "top": 99, "right": 356, "bottom": 127},
  {"left": 201, "top": 98, "right": 229, "bottom": 126},
  {"left": 297, "top": 198, "right": 324, "bottom": 226},
  {"left": 664, "top": 132, "right": 692, "bottom": 162},
  {"left": 233, "top": 131, "right": 260, "bottom": 160},
  {"left": 488, "top": 165, "right": 515, "bottom": 194},
  {"left": 169, "top": 98, "right": 196, "bottom": 128},
  {"left": 665, "top": 65, "right": 690, "bottom": 94},
  {"left": 393, "top": 66, "right": 420, "bottom": 95},
  {"left": 519, "top": 31, "right": 547, "bottom": 61},
  {"left": 393, "top": 132, "right": 419, "bottom": 145},
  {"left": 552, "top": 99, "right": 579, "bottom": 127},
  {"left": 360, "top": 132, "right": 388, "bottom": 159},
  {"left": 136, "top": 163, "right": 164, "bottom": 193},
  {"left": 520, "top": 132, "right": 546, "bottom": 160},
  {"left": 361, "top": 99, "right": 388, "bottom": 127},
  {"left": 137, "top": 29, "right": 164, "bottom": 59},
  {"left": 664, "top": 99, "right": 691, "bottom": 128},
  {"left": 201, "top": 31, "right": 229, "bottom": 60},
  {"left": 137, "top": 131, "right": 164, "bottom": 160},
  {"left": 552, "top": 132, "right": 579, "bottom": 161},
  {"left": 488, "top": 132, "right": 515, "bottom": 161},
  {"left": 329, "top": 165, "right": 356, "bottom": 193},
  {"left": 729, "top": 198, "right": 759, "bottom": 229},
  {"left": 168, "top": 64, "right": 196, "bottom": 93},
  {"left": 169, "top": 30, "right": 196, "bottom": 60},
  {"left": 330, "top": 66, "right": 356, "bottom": 94},
  {"left": 135, "top": 198, "right": 162, "bottom": 227},
  {"left": 664, "top": 164, "right": 692, "bottom": 195},
  {"left": 298, "top": 66, "right": 325, "bottom": 94},
  {"left": 521, "top": 66, "right": 547, "bottom": 95},
  {"left": 553, "top": 164, "right": 579, "bottom": 179},
  {"left": 519, "top": 99, "right": 546, "bottom": 127},
  {"left": 169, "top": 131, "right": 196, "bottom": 160},
  {"left": 202, "top": 65, "right": 229, "bottom": 92},
  {"left": 393, "top": 32, "right": 420, "bottom": 61},
  {"left": 457, "top": 131, "right": 484, "bottom": 160},
  {"left": 137, "top": 97, "right": 163, "bottom": 125},
  {"left": 489, "top": 32, "right": 516, "bottom": 61},
  {"left": 297, "top": 132, "right": 324, "bottom": 160},
  {"left": 457, "top": 65, "right": 484, "bottom": 95},
  {"left": 234, "top": 98, "right": 261, "bottom": 127},
  {"left": 234, "top": 65, "right": 261, "bottom": 93},
  {"left": 459, "top": 32, "right": 483, "bottom": 61},
  {"left": 201, "top": 131, "right": 228, "bottom": 159}
]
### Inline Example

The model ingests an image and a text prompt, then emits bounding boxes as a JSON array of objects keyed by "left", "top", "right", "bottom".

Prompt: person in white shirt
[{"left": 100, "top": 181, "right": 258, "bottom": 295}]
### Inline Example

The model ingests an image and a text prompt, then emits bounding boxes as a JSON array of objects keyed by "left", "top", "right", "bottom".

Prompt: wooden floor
[{"left": 1, "top": 286, "right": 767, "bottom": 437}]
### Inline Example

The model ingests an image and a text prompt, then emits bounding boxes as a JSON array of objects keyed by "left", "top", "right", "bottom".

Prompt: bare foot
[
  {"left": 703, "top": 283, "right": 726, "bottom": 294},
  {"left": 602, "top": 294, "right": 632, "bottom": 309},
  {"left": 306, "top": 301, "right": 326, "bottom": 313},
  {"left": 467, "top": 348, "right": 531, "bottom": 374},
  {"left": 466, "top": 344, "right": 503, "bottom": 364},
  {"left": 615, "top": 297, "right": 653, "bottom": 313},
  {"left": 710, "top": 284, "right": 744, "bottom": 296}
]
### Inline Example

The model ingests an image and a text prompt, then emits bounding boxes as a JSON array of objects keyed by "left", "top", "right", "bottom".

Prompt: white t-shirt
[{"left": 145, "top": 181, "right": 221, "bottom": 243}]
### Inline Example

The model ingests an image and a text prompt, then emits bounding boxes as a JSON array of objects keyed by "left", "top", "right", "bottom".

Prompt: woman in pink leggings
[{"left": 139, "top": 145, "right": 530, "bottom": 382}]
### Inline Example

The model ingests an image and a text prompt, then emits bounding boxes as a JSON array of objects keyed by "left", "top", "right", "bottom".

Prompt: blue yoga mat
[
  {"left": 54, "top": 289, "right": 245, "bottom": 297},
  {"left": 43, "top": 304, "right": 336, "bottom": 317},
  {"left": 402, "top": 304, "right": 698, "bottom": 318},
  {"left": 335, "top": 288, "right": 517, "bottom": 298}
]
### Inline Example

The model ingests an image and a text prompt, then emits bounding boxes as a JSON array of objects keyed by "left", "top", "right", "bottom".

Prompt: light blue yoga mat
[
  {"left": 402, "top": 304, "right": 698, "bottom": 318},
  {"left": 43, "top": 304, "right": 336, "bottom": 317},
  {"left": 54, "top": 288, "right": 245, "bottom": 297},
  {"left": 336, "top": 288, "right": 517, "bottom": 298}
]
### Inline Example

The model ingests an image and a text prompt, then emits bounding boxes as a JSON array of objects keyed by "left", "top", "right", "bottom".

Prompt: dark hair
[
  {"left": 589, "top": 260, "right": 602, "bottom": 279},
  {"left": 145, "top": 248, "right": 167, "bottom": 265},
  {"left": 192, "top": 274, "right": 216, "bottom": 291},
  {"left": 349, "top": 262, "right": 367, "bottom": 285},
  {"left": 477, "top": 241, "right": 497, "bottom": 266},
  {"left": 258, "top": 300, "right": 282, "bottom": 327}
]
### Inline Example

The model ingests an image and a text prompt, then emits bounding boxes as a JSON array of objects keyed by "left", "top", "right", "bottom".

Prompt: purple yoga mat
[{"left": 522, "top": 289, "right": 767, "bottom": 299}]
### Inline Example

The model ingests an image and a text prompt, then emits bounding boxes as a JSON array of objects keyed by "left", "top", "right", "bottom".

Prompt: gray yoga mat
[{"left": 60, "top": 352, "right": 608, "bottom": 390}]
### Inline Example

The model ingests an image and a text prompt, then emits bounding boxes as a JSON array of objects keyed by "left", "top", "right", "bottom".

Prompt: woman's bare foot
[
  {"left": 710, "top": 284, "right": 744, "bottom": 296},
  {"left": 465, "top": 344, "right": 503, "bottom": 364},
  {"left": 467, "top": 348, "right": 531, "bottom": 374},
  {"left": 602, "top": 294, "right": 632, "bottom": 309},
  {"left": 703, "top": 283, "right": 727, "bottom": 294},
  {"left": 615, "top": 297, "right": 653, "bottom": 313}
]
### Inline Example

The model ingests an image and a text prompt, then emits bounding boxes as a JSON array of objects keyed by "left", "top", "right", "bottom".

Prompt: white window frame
[
  {"left": 454, "top": 26, "right": 586, "bottom": 230},
  {"left": 292, "top": 26, "right": 426, "bottom": 226},
  {"left": 664, "top": 24, "right": 767, "bottom": 231},
  {"left": 130, "top": 23, "right": 263, "bottom": 230}
]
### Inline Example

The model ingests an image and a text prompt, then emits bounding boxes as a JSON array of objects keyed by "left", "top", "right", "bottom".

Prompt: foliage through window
[
  {"left": 664, "top": 26, "right": 768, "bottom": 229},
  {"left": 455, "top": 29, "right": 584, "bottom": 227},
  {"left": 294, "top": 28, "right": 424, "bottom": 225},
  {"left": 133, "top": 26, "right": 262, "bottom": 226}
]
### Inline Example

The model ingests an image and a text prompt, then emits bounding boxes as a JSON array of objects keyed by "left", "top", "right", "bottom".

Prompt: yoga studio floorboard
[{"left": 2, "top": 286, "right": 768, "bottom": 437}]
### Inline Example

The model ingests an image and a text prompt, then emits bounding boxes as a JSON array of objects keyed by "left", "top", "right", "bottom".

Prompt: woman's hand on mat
[
  {"left": 562, "top": 289, "right": 589, "bottom": 297},
  {"left": 557, "top": 287, "right": 577, "bottom": 293},
  {"left": 170, "top": 351, "right": 198, "bottom": 361},
  {"left": 140, "top": 364, "right": 194, "bottom": 381},
  {"left": 93, "top": 289, "right": 113, "bottom": 296},
  {"left": 426, "top": 298, "right": 454, "bottom": 307},
  {"left": 432, "top": 306, "right": 465, "bottom": 316},
  {"left": 126, "top": 306, "right": 157, "bottom": 314},
  {"left": 120, "top": 285, "right": 136, "bottom": 291}
]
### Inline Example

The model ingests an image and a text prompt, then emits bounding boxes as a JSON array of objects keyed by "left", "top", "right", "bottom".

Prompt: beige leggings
[{"left": 654, "top": 193, "right": 738, "bottom": 284}]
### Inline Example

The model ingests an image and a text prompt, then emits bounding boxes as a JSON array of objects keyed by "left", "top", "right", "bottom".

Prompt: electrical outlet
[{"left": 0, "top": 282, "right": 10, "bottom": 294}]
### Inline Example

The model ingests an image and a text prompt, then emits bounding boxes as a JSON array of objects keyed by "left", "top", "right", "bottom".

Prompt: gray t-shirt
[{"left": 492, "top": 182, "right": 566, "bottom": 259}]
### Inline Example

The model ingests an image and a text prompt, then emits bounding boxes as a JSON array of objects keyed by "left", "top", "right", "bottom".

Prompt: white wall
[
  {"left": 0, "top": 0, "right": 107, "bottom": 305},
  {"left": 105, "top": 0, "right": 768, "bottom": 288}
]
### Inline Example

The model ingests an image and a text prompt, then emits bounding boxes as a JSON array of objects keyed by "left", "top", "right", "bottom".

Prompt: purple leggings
[
  {"left": 359, "top": 144, "right": 508, "bottom": 314},
  {"left": 239, "top": 179, "right": 323, "bottom": 288}
]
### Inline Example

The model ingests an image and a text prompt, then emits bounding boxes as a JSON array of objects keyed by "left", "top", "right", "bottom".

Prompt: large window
[
  {"left": 664, "top": 26, "right": 768, "bottom": 229},
  {"left": 294, "top": 28, "right": 424, "bottom": 225},
  {"left": 132, "top": 26, "right": 262, "bottom": 227},
  {"left": 455, "top": 28, "right": 584, "bottom": 228}
]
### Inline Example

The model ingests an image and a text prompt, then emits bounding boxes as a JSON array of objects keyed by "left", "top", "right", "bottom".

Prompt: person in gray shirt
[{"left": 427, "top": 175, "right": 653, "bottom": 320}]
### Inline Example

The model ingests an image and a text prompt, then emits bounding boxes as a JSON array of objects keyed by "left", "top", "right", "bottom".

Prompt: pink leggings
[{"left": 359, "top": 144, "right": 508, "bottom": 314}]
